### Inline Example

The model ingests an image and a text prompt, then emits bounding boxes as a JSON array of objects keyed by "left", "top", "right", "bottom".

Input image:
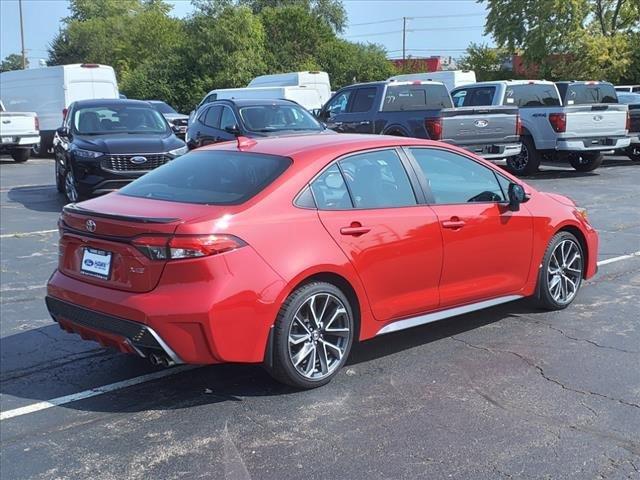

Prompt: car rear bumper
[
  {"left": 556, "top": 136, "right": 631, "bottom": 151},
  {"left": 464, "top": 142, "right": 522, "bottom": 159}
]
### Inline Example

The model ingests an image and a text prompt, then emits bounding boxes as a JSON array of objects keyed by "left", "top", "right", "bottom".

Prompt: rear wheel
[
  {"left": 534, "top": 232, "right": 584, "bottom": 310},
  {"left": 267, "top": 282, "right": 354, "bottom": 389},
  {"left": 569, "top": 152, "right": 603, "bottom": 172},
  {"left": 11, "top": 149, "right": 30, "bottom": 163},
  {"left": 507, "top": 136, "right": 540, "bottom": 176},
  {"left": 625, "top": 146, "right": 640, "bottom": 162}
]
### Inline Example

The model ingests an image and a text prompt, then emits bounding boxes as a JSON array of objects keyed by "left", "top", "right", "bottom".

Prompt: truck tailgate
[
  {"left": 0, "top": 113, "right": 38, "bottom": 137},
  {"left": 563, "top": 104, "right": 628, "bottom": 138},
  {"left": 440, "top": 106, "right": 519, "bottom": 146}
]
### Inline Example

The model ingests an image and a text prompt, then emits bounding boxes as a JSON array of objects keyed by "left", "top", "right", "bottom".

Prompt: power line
[
  {"left": 348, "top": 12, "right": 485, "bottom": 27},
  {"left": 344, "top": 24, "right": 485, "bottom": 38}
]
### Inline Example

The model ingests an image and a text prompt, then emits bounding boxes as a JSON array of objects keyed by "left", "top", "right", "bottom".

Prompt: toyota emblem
[{"left": 85, "top": 219, "right": 96, "bottom": 232}]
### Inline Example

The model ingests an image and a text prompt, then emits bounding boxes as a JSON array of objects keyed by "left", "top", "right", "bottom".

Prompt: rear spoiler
[{"left": 63, "top": 204, "right": 180, "bottom": 224}]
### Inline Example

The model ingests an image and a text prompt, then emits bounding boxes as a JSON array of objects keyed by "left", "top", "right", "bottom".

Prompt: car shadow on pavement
[
  {"left": 0, "top": 299, "right": 546, "bottom": 414},
  {"left": 6, "top": 185, "right": 67, "bottom": 213}
]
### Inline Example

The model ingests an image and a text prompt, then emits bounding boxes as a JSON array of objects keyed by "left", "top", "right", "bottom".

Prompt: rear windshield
[
  {"left": 382, "top": 84, "right": 453, "bottom": 111},
  {"left": 557, "top": 83, "right": 618, "bottom": 105},
  {"left": 503, "top": 84, "right": 561, "bottom": 107},
  {"left": 120, "top": 151, "right": 291, "bottom": 205}
]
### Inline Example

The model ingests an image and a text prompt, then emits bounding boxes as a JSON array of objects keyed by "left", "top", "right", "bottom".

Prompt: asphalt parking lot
[{"left": 1, "top": 155, "right": 639, "bottom": 480}]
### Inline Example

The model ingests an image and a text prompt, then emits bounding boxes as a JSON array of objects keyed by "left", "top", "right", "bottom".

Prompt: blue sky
[{"left": 1, "top": 0, "right": 493, "bottom": 64}]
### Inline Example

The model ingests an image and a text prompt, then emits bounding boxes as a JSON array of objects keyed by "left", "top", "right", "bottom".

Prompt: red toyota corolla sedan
[{"left": 46, "top": 134, "right": 598, "bottom": 388}]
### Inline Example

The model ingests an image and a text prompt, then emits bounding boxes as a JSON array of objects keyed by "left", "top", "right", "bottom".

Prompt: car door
[
  {"left": 406, "top": 147, "right": 534, "bottom": 308},
  {"left": 216, "top": 105, "right": 239, "bottom": 142},
  {"left": 320, "top": 88, "right": 353, "bottom": 132},
  {"left": 337, "top": 87, "right": 377, "bottom": 134},
  {"left": 312, "top": 148, "right": 443, "bottom": 322}
]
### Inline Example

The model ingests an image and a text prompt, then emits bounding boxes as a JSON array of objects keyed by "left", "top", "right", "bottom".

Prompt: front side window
[
  {"left": 451, "top": 89, "right": 468, "bottom": 107},
  {"left": 120, "top": 151, "right": 291, "bottom": 205},
  {"left": 73, "top": 105, "right": 169, "bottom": 135},
  {"left": 410, "top": 148, "right": 506, "bottom": 204},
  {"left": 339, "top": 149, "right": 416, "bottom": 209},
  {"left": 325, "top": 90, "right": 352, "bottom": 116},
  {"left": 219, "top": 106, "right": 237, "bottom": 130}
]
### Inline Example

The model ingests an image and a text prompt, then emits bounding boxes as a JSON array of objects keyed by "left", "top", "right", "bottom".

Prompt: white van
[
  {"left": 388, "top": 70, "right": 476, "bottom": 92},
  {"left": 248, "top": 71, "right": 331, "bottom": 107},
  {"left": 0, "top": 64, "right": 119, "bottom": 154}
]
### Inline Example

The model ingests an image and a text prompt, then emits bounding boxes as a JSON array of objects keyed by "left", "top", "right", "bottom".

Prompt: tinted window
[
  {"left": 203, "top": 106, "right": 221, "bottom": 128},
  {"left": 219, "top": 106, "right": 237, "bottom": 130},
  {"left": 559, "top": 83, "right": 618, "bottom": 105},
  {"left": 120, "top": 151, "right": 291, "bottom": 205},
  {"left": 325, "top": 90, "right": 352, "bottom": 116},
  {"left": 466, "top": 87, "right": 496, "bottom": 106},
  {"left": 451, "top": 89, "right": 467, "bottom": 107},
  {"left": 504, "top": 84, "right": 561, "bottom": 107},
  {"left": 238, "top": 104, "right": 322, "bottom": 132},
  {"left": 382, "top": 84, "right": 453, "bottom": 111},
  {"left": 310, "top": 164, "right": 352, "bottom": 210},
  {"left": 339, "top": 150, "right": 416, "bottom": 208},
  {"left": 150, "top": 101, "right": 177, "bottom": 114},
  {"left": 350, "top": 87, "right": 377, "bottom": 113},
  {"left": 73, "top": 105, "right": 168, "bottom": 135},
  {"left": 410, "top": 148, "right": 506, "bottom": 204}
]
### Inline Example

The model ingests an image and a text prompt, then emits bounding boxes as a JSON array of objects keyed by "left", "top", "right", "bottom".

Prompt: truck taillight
[
  {"left": 132, "top": 234, "right": 246, "bottom": 260},
  {"left": 425, "top": 118, "right": 442, "bottom": 140},
  {"left": 549, "top": 113, "right": 566, "bottom": 133},
  {"left": 62, "top": 108, "right": 68, "bottom": 120},
  {"left": 515, "top": 114, "right": 522, "bottom": 135},
  {"left": 34, "top": 116, "right": 40, "bottom": 132},
  {"left": 626, "top": 111, "right": 631, "bottom": 132}
]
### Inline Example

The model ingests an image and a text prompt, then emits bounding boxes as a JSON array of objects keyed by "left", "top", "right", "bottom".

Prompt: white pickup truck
[
  {"left": 0, "top": 100, "right": 39, "bottom": 162},
  {"left": 451, "top": 80, "right": 630, "bottom": 175}
]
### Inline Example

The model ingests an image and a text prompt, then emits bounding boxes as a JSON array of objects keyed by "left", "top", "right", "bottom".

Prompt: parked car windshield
[
  {"left": 149, "top": 101, "right": 179, "bottom": 115},
  {"left": 616, "top": 92, "right": 640, "bottom": 105},
  {"left": 73, "top": 105, "right": 169, "bottom": 135},
  {"left": 120, "top": 151, "right": 291, "bottom": 205},
  {"left": 238, "top": 104, "right": 323, "bottom": 132},
  {"left": 382, "top": 84, "right": 453, "bottom": 111},
  {"left": 558, "top": 83, "right": 618, "bottom": 105}
]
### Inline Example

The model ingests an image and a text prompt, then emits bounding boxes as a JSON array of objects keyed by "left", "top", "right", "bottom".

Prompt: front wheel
[
  {"left": 267, "top": 282, "right": 355, "bottom": 389},
  {"left": 63, "top": 168, "right": 82, "bottom": 203},
  {"left": 506, "top": 136, "right": 540, "bottom": 176},
  {"left": 534, "top": 232, "right": 584, "bottom": 310},
  {"left": 569, "top": 152, "right": 603, "bottom": 172},
  {"left": 11, "top": 149, "right": 30, "bottom": 163}
]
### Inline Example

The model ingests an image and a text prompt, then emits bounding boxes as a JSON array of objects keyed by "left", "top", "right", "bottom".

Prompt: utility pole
[
  {"left": 402, "top": 17, "right": 407, "bottom": 64},
  {"left": 19, "top": 0, "right": 26, "bottom": 69}
]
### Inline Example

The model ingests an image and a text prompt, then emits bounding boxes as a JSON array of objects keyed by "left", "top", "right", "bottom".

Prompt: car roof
[
  {"left": 197, "top": 133, "right": 444, "bottom": 161},
  {"left": 72, "top": 99, "right": 154, "bottom": 108},
  {"left": 209, "top": 98, "right": 301, "bottom": 107},
  {"left": 453, "top": 80, "right": 555, "bottom": 89}
]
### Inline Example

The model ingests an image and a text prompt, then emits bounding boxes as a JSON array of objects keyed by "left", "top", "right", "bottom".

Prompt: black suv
[
  {"left": 54, "top": 99, "right": 187, "bottom": 202},
  {"left": 186, "top": 98, "right": 329, "bottom": 149}
]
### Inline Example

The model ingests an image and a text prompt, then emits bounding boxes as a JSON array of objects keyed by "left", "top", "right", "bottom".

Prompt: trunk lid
[
  {"left": 58, "top": 194, "right": 220, "bottom": 293},
  {"left": 562, "top": 104, "right": 628, "bottom": 138}
]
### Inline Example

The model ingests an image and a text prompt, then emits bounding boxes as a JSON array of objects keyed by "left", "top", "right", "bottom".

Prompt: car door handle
[
  {"left": 442, "top": 218, "right": 465, "bottom": 229},
  {"left": 359, "top": 121, "right": 371, "bottom": 125},
  {"left": 340, "top": 224, "right": 371, "bottom": 236}
]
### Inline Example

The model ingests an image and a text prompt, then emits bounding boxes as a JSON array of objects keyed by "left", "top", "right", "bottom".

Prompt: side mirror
[
  {"left": 56, "top": 126, "right": 69, "bottom": 138},
  {"left": 507, "top": 183, "right": 527, "bottom": 211},
  {"left": 171, "top": 124, "right": 180, "bottom": 134},
  {"left": 224, "top": 124, "right": 241, "bottom": 135}
]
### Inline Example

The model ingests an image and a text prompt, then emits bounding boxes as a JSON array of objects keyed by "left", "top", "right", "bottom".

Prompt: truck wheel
[
  {"left": 625, "top": 147, "right": 640, "bottom": 162},
  {"left": 506, "top": 136, "right": 540, "bottom": 176},
  {"left": 11, "top": 149, "right": 30, "bottom": 163},
  {"left": 569, "top": 152, "right": 603, "bottom": 172},
  {"left": 32, "top": 136, "right": 51, "bottom": 157}
]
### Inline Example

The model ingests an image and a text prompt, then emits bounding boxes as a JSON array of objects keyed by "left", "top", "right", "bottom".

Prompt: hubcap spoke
[
  {"left": 289, "top": 333, "right": 311, "bottom": 345},
  {"left": 292, "top": 342, "right": 314, "bottom": 367}
]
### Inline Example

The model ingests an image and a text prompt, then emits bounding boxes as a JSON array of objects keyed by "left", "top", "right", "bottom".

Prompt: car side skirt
[{"left": 376, "top": 295, "right": 524, "bottom": 336}]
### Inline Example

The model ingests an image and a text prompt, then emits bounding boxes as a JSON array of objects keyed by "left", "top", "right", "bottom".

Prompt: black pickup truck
[{"left": 316, "top": 81, "right": 522, "bottom": 160}]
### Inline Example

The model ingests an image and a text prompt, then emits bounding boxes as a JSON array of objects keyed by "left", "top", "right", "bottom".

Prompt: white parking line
[
  {"left": 597, "top": 251, "right": 640, "bottom": 266},
  {"left": 0, "top": 229, "right": 57, "bottom": 239},
  {"left": 0, "top": 365, "right": 197, "bottom": 421},
  {"left": 1, "top": 249, "right": 639, "bottom": 422}
]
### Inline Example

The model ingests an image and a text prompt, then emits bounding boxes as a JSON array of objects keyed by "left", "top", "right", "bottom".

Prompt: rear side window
[
  {"left": 383, "top": 84, "right": 453, "bottom": 111},
  {"left": 120, "top": 151, "right": 291, "bottom": 205},
  {"left": 561, "top": 83, "right": 618, "bottom": 105},
  {"left": 310, "top": 164, "right": 352, "bottom": 210},
  {"left": 504, "top": 84, "right": 561, "bottom": 107},
  {"left": 202, "top": 106, "right": 221, "bottom": 128},
  {"left": 350, "top": 87, "right": 377, "bottom": 113}
]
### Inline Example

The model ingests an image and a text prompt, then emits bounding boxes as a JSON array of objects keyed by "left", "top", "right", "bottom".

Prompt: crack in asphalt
[
  {"left": 509, "top": 314, "right": 640, "bottom": 354},
  {"left": 450, "top": 336, "right": 640, "bottom": 411},
  {"left": 0, "top": 350, "right": 109, "bottom": 382}
]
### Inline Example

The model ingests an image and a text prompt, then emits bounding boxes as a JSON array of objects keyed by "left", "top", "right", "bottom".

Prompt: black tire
[
  {"left": 569, "top": 152, "right": 603, "bottom": 172},
  {"left": 507, "top": 136, "right": 540, "bottom": 176},
  {"left": 625, "top": 147, "right": 640, "bottom": 162},
  {"left": 63, "top": 167, "right": 83, "bottom": 203},
  {"left": 10, "top": 149, "right": 30, "bottom": 163},
  {"left": 534, "top": 232, "right": 584, "bottom": 310},
  {"left": 55, "top": 159, "right": 64, "bottom": 193},
  {"left": 267, "top": 282, "right": 355, "bottom": 389},
  {"left": 32, "top": 136, "right": 51, "bottom": 158}
]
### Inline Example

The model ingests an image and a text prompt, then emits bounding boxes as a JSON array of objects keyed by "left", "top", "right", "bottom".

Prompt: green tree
[
  {"left": 317, "top": 40, "right": 395, "bottom": 88},
  {"left": 458, "top": 43, "right": 514, "bottom": 81},
  {"left": 1, "top": 54, "right": 26, "bottom": 72}
]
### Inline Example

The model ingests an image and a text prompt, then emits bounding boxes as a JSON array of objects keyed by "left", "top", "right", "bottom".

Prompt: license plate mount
[{"left": 80, "top": 248, "right": 112, "bottom": 280}]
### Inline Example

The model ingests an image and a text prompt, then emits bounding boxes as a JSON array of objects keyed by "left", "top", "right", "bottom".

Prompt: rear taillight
[
  {"left": 34, "top": 116, "right": 40, "bottom": 131},
  {"left": 515, "top": 114, "right": 522, "bottom": 135},
  {"left": 132, "top": 234, "right": 246, "bottom": 260},
  {"left": 425, "top": 118, "right": 442, "bottom": 140},
  {"left": 549, "top": 113, "right": 566, "bottom": 133},
  {"left": 626, "top": 111, "right": 631, "bottom": 132}
]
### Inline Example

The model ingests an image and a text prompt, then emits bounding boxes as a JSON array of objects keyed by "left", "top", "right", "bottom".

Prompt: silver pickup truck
[
  {"left": 0, "top": 100, "right": 39, "bottom": 162},
  {"left": 317, "top": 81, "right": 522, "bottom": 160},
  {"left": 451, "top": 80, "right": 630, "bottom": 175}
]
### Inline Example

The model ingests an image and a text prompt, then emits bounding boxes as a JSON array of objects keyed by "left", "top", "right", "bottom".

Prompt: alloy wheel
[
  {"left": 287, "top": 293, "right": 351, "bottom": 380},
  {"left": 547, "top": 239, "right": 583, "bottom": 304},
  {"left": 510, "top": 144, "right": 529, "bottom": 171},
  {"left": 64, "top": 169, "right": 79, "bottom": 203}
]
